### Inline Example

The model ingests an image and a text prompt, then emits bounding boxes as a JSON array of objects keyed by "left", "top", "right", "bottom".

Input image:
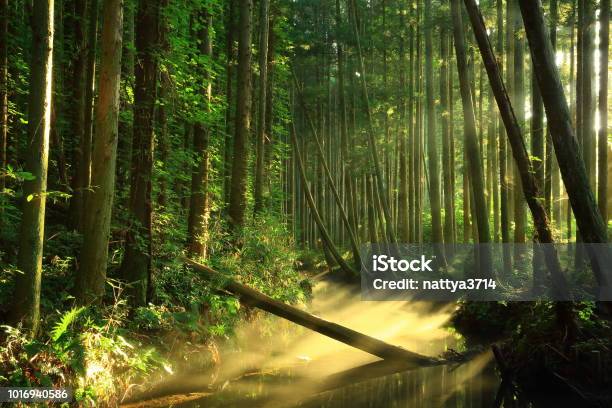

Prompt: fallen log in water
[{"left": 184, "top": 257, "right": 440, "bottom": 366}]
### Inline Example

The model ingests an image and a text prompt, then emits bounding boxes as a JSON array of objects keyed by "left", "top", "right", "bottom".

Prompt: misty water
[{"left": 132, "top": 280, "right": 583, "bottom": 408}]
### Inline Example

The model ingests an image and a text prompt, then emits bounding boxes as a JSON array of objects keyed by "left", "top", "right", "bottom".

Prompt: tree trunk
[
  {"left": 12, "top": 0, "right": 54, "bottom": 334},
  {"left": 120, "top": 0, "right": 160, "bottom": 306},
  {"left": 598, "top": 0, "right": 609, "bottom": 226},
  {"left": 0, "top": 0, "right": 7, "bottom": 208},
  {"left": 348, "top": 0, "right": 396, "bottom": 243},
  {"left": 397, "top": 8, "right": 409, "bottom": 243},
  {"left": 580, "top": 0, "right": 596, "bottom": 190},
  {"left": 253, "top": 0, "right": 269, "bottom": 214},
  {"left": 228, "top": 0, "right": 252, "bottom": 231},
  {"left": 81, "top": 0, "right": 98, "bottom": 223},
  {"left": 441, "top": 27, "right": 454, "bottom": 247},
  {"left": 76, "top": 0, "right": 123, "bottom": 305},
  {"left": 223, "top": 0, "right": 236, "bottom": 205},
  {"left": 187, "top": 10, "right": 213, "bottom": 259},
  {"left": 512, "top": 0, "right": 525, "bottom": 249},
  {"left": 450, "top": 0, "right": 492, "bottom": 276},
  {"left": 68, "top": 0, "right": 88, "bottom": 231},
  {"left": 184, "top": 257, "right": 437, "bottom": 364},
  {"left": 425, "top": 0, "right": 444, "bottom": 254}
]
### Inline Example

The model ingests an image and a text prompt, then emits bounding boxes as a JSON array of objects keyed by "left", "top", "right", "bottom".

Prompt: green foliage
[{"left": 0, "top": 303, "right": 167, "bottom": 405}]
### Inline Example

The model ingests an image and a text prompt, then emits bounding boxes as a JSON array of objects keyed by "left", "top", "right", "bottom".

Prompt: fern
[{"left": 51, "top": 307, "right": 86, "bottom": 342}]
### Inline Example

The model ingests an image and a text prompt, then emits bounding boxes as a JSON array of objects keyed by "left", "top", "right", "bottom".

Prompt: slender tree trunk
[
  {"left": 77, "top": 0, "right": 123, "bottom": 304},
  {"left": 408, "top": 20, "right": 416, "bottom": 242},
  {"left": 348, "top": 0, "right": 396, "bottom": 243},
  {"left": 512, "top": 0, "right": 526, "bottom": 249},
  {"left": 253, "top": 0, "right": 269, "bottom": 214},
  {"left": 425, "top": 0, "right": 444, "bottom": 254},
  {"left": 0, "top": 0, "right": 7, "bottom": 208},
  {"left": 81, "top": 0, "right": 98, "bottom": 226},
  {"left": 223, "top": 0, "right": 236, "bottom": 205},
  {"left": 598, "top": 0, "right": 609, "bottom": 226},
  {"left": 187, "top": 10, "right": 213, "bottom": 259},
  {"left": 228, "top": 0, "right": 252, "bottom": 231},
  {"left": 580, "top": 0, "right": 596, "bottom": 190},
  {"left": 120, "top": 0, "right": 160, "bottom": 306},
  {"left": 441, "top": 27, "right": 454, "bottom": 247},
  {"left": 67, "top": 0, "right": 88, "bottom": 231},
  {"left": 156, "top": 0, "right": 170, "bottom": 208},
  {"left": 451, "top": 0, "right": 492, "bottom": 277},
  {"left": 398, "top": 9, "right": 409, "bottom": 243},
  {"left": 118, "top": 0, "right": 135, "bottom": 188},
  {"left": 12, "top": 0, "right": 54, "bottom": 334}
]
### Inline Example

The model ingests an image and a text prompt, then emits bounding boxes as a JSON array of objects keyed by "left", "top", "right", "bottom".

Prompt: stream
[{"left": 122, "top": 280, "right": 585, "bottom": 408}]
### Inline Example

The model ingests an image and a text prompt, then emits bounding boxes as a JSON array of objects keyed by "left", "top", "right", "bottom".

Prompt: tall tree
[
  {"left": 253, "top": 0, "right": 269, "bottom": 214},
  {"left": 348, "top": 0, "right": 396, "bottom": 243},
  {"left": 512, "top": 0, "right": 525, "bottom": 248},
  {"left": 12, "top": 0, "right": 54, "bottom": 333},
  {"left": 187, "top": 9, "right": 213, "bottom": 259},
  {"left": 77, "top": 0, "right": 123, "bottom": 304},
  {"left": 120, "top": 0, "right": 160, "bottom": 305},
  {"left": 0, "top": 0, "right": 7, "bottom": 205},
  {"left": 425, "top": 0, "right": 444, "bottom": 252},
  {"left": 398, "top": 6, "right": 409, "bottom": 243},
  {"left": 450, "top": 0, "right": 492, "bottom": 276},
  {"left": 223, "top": 0, "right": 236, "bottom": 205},
  {"left": 580, "top": 0, "right": 596, "bottom": 189},
  {"left": 228, "top": 0, "right": 253, "bottom": 231},
  {"left": 598, "top": 0, "right": 609, "bottom": 225},
  {"left": 68, "top": 0, "right": 88, "bottom": 231}
]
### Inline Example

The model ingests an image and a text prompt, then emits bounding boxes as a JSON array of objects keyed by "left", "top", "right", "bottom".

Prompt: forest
[{"left": 0, "top": 0, "right": 611, "bottom": 406}]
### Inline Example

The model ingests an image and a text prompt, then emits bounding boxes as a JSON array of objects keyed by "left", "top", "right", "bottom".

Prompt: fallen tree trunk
[{"left": 183, "top": 257, "right": 440, "bottom": 365}]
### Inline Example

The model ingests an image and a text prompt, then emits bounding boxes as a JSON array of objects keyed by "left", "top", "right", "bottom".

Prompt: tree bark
[
  {"left": 512, "top": 0, "right": 525, "bottom": 248},
  {"left": 441, "top": 27, "right": 454, "bottom": 247},
  {"left": 228, "top": 0, "right": 252, "bottom": 231},
  {"left": 425, "top": 0, "right": 444, "bottom": 253},
  {"left": 187, "top": 9, "right": 213, "bottom": 259},
  {"left": 0, "top": 0, "right": 7, "bottom": 206},
  {"left": 451, "top": 0, "right": 492, "bottom": 276},
  {"left": 77, "top": 0, "right": 123, "bottom": 305},
  {"left": 12, "top": 0, "right": 54, "bottom": 334},
  {"left": 598, "top": 0, "right": 609, "bottom": 226},
  {"left": 348, "top": 0, "right": 396, "bottom": 243},
  {"left": 184, "top": 257, "right": 438, "bottom": 364},
  {"left": 223, "top": 0, "right": 236, "bottom": 205},
  {"left": 120, "top": 0, "right": 160, "bottom": 306},
  {"left": 67, "top": 0, "right": 88, "bottom": 231},
  {"left": 253, "top": 0, "right": 269, "bottom": 214}
]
